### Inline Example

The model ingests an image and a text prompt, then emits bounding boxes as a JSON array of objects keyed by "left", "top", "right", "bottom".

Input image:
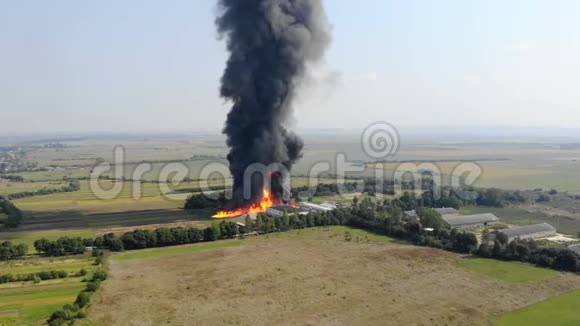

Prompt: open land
[{"left": 82, "top": 227, "right": 580, "bottom": 326}]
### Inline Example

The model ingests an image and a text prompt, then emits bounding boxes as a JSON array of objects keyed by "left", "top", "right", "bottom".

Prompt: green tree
[
  {"left": 244, "top": 215, "right": 253, "bottom": 232},
  {"left": 281, "top": 210, "right": 290, "bottom": 230},
  {"left": 416, "top": 207, "right": 444, "bottom": 230}
]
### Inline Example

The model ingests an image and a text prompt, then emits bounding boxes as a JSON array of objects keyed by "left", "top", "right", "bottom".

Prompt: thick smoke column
[{"left": 216, "top": 0, "right": 330, "bottom": 205}]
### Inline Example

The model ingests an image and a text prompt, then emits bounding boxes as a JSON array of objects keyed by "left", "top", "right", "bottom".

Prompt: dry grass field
[{"left": 83, "top": 227, "right": 580, "bottom": 326}]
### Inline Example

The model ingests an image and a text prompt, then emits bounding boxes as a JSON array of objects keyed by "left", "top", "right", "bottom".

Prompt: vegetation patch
[
  {"left": 456, "top": 258, "right": 557, "bottom": 283},
  {"left": 0, "top": 280, "right": 86, "bottom": 325},
  {"left": 498, "top": 290, "right": 580, "bottom": 326}
]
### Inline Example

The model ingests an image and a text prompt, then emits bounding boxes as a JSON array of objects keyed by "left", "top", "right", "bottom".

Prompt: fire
[{"left": 212, "top": 188, "right": 276, "bottom": 219}]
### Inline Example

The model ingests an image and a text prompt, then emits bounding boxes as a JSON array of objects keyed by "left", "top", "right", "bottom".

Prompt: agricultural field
[
  {"left": 82, "top": 227, "right": 580, "bottom": 326},
  {"left": 498, "top": 290, "right": 580, "bottom": 326},
  {"left": 0, "top": 255, "right": 96, "bottom": 325},
  {"left": 0, "top": 181, "right": 68, "bottom": 196}
]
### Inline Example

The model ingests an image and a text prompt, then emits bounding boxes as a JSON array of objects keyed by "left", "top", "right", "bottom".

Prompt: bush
[
  {"left": 75, "top": 292, "right": 92, "bottom": 308},
  {"left": 91, "top": 270, "right": 108, "bottom": 282},
  {"left": 85, "top": 281, "right": 101, "bottom": 292}
]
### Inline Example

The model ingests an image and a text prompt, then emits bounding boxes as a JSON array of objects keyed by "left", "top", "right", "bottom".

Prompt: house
[
  {"left": 443, "top": 213, "right": 499, "bottom": 228},
  {"left": 496, "top": 223, "right": 557, "bottom": 242},
  {"left": 265, "top": 205, "right": 307, "bottom": 217},
  {"left": 433, "top": 207, "right": 459, "bottom": 217},
  {"left": 567, "top": 244, "right": 580, "bottom": 255}
]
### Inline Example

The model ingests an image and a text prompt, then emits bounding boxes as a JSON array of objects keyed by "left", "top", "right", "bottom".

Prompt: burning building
[{"left": 212, "top": 0, "right": 331, "bottom": 218}]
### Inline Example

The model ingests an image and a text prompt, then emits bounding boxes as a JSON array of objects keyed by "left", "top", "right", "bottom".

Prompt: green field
[
  {"left": 0, "top": 280, "right": 85, "bottom": 325},
  {"left": 110, "top": 239, "right": 244, "bottom": 261},
  {"left": 0, "top": 255, "right": 96, "bottom": 325},
  {"left": 498, "top": 290, "right": 580, "bottom": 326},
  {"left": 456, "top": 258, "right": 558, "bottom": 283}
]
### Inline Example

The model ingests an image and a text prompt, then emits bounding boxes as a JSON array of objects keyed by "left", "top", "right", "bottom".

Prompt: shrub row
[
  {"left": 6, "top": 180, "right": 80, "bottom": 200},
  {"left": 47, "top": 269, "right": 108, "bottom": 326},
  {"left": 0, "top": 269, "right": 87, "bottom": 284}
]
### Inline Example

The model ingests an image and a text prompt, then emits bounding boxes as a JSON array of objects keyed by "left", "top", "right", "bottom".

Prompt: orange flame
[{"left": 212, "top": 188, "right": 275, "bottom": 219}]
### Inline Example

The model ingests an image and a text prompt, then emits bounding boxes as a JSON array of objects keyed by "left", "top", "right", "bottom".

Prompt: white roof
[{"left": 299, "top": 202, "right": 332, "bottom": 211}]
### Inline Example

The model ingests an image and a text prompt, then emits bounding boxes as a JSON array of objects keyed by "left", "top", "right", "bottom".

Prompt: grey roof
[
  {"left": 404, "top": 210, "right": 418, "bottom": 217},
  {"left": 443, "top": 213, "right": 499, "bottom": 227},
  {"left": 268, "top": 205, "right": 298, "bottom": 211},
  {"left": 267, "top": 205, "right": 308, "bottom": 213},
  {"left": 568, "top": 244, "right": 580, "bottom": 255},
  {"left": 498, "top": 223, "right": 556, "bottom": 238},
  {"left": 434, "top": 207, "right": 459, "bottom": 216}
]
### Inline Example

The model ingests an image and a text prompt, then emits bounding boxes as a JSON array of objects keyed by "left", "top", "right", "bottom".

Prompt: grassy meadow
[
  {"left": 456, "top": 258, "right": 558, "bottom": 283},
  {"left": 0, "top": 255, "right": 96, "bottom": 325},
  {"left": 498, "top": 290, "right": 580, "bottom": 326}
]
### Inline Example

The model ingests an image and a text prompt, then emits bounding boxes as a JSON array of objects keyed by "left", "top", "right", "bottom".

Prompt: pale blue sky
[{"left": 1, "top": 0, "right": 580, "bottom": 133}]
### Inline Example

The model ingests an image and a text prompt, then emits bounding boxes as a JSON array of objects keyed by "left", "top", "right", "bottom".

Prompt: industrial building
[
  {"left": 299, "top": 202, "right": 335, "bottom": 213},
  {"left": 443, "top": 213, "right": 499, "bottom": 228},
  {"left": 433, "top": 207, "right": 459, "bottom": 217},
  {"left": 265, "top": 205, "right": 308, "bottom": 218},
  {"left": 496, "top": 223, "right": 557, "bottom": 242},
  {"left": 568, "top": 244, "right": 580, "bottom": 255}
]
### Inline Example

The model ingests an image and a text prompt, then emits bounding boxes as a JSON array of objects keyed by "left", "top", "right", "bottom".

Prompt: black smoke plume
[{"left": 215, "top": 0, "right": 330, "bottom": 205}]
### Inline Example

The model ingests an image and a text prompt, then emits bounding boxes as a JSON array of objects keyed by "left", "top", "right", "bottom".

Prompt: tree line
[
  {"left": 477, "top": 233, "right": 579, "bottom": 272},
  {"left": 47, "top": 262, "right": 108, "bottom": 326},
  {"left": 5, "top": 180, "right": 81, "bottom": 200},
  {"left": 33, "top": 237, "right": 92, "bottom": 257},
  {"left": 0, "top": 268, "right": 87, "bottom": 284},
  {"left": 0, "top": 241, "right": 27, "bottom": 260}
]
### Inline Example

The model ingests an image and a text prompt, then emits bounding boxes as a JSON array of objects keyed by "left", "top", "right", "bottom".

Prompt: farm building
[
  {"left": 568, "top": 244, "right": 580, "bottom": 255},
  {"left": 266, "top": 205, "right": 308, "bottom": 218},
  {"left": 496, "top": 223, "right": 557, "bottom": 242},
  {"left": 433, "top": 207, "right": 459, "bottom": 216},
  {"left": 443, "top": 213, "right": 499, "bottom": 228},
  {"left": 299, "top": 202, "right": 335, "bottom": 213},
  {"left": 404, "top": 210, "right": 418, "bottom": 221}
]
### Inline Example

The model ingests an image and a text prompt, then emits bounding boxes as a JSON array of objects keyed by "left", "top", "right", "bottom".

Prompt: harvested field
[{"left": 84, "top": 227, "right": 580, "bottom": 325}]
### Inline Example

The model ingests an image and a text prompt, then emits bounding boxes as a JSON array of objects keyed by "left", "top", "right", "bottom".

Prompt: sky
[{"left": 1, "top": 0, "right": 580, "bottom": 134}]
